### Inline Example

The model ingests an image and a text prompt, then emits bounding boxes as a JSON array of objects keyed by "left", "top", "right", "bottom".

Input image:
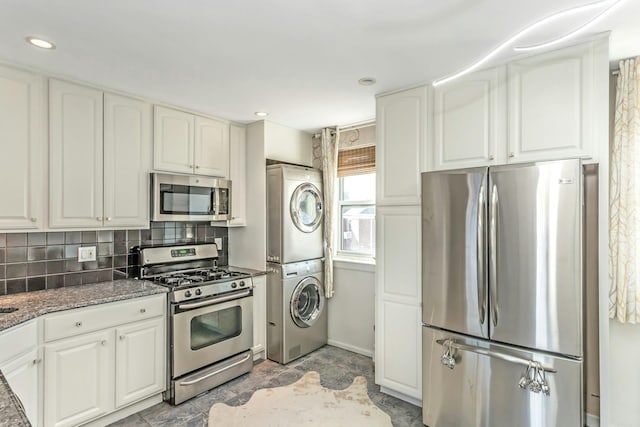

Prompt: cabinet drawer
[
  {"left": 0, "top": 320, "right": 38, "bottom": 364},
  {"left": 44, "top": 294, "right": 165, "bottom": 342}
]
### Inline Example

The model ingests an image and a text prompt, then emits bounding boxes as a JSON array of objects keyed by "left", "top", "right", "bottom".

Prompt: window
[{"left": 337, "top": 145, "right": 375, "bottom": 257}]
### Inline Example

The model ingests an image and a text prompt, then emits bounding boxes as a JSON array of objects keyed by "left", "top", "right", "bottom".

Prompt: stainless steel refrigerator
[{"left": 421, "top": 159, "right": 595, "bottom": 427}]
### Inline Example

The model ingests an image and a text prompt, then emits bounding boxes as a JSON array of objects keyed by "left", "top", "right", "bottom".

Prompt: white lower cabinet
[
  {"left": 252, "top": 275, "right": 267, "bottom": 360},
  {"left": 0, "top": 320, "right": 40, "bottom": 426},
  {"left": 42, "top": 295, "right": 166, "bottom": 427},
  {"left": 375, "top": 205, "right": 422, "bottom": 401},
  {"left": 44, "top": 329, "right": 114, "bottom": 427},
  {"left": 115, "top": 318, "right": 165, "bottom": 408}
]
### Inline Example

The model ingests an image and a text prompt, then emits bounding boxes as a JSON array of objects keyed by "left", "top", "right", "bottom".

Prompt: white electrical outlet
[
  {"left": 215, "top": 238, "right": 223, "bottom": 250},
  {"left": 78, "top": 246, "right": 97, "bottom": 262}
]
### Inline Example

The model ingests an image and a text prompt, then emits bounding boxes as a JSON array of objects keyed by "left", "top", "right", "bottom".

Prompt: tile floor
[{"left": 109, "top": 345, "right": 423, "bottom": 427}]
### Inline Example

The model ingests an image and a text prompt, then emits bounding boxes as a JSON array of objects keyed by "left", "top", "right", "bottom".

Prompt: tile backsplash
[{"left": 0, "top": 222, "right": 228, "bottom": 296}]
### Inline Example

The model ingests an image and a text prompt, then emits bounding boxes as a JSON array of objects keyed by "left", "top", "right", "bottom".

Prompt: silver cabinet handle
[
  {"left": 101, "top": 340, "right": 107, "bottom": 346},
  {"left": 195, "top": 165, "right": 200, "bottom": 169},
  {"left": 509, "top": 152, "right": 515, "bottom": 158},
  {"left": 489, "top": 184, "right": 499, "bottom": 328},
  {"left": 96, "top": 217, "right": 103, "bottom": 221},
  {"left": 119, "top": 335, "right": 125, "bottom": 340},
  {"left": 488, "top": 155, "right": 494, "bottom": 161},
  {"left": 75, "top": 321, "right": 82, "bottom": 327},
  {"left": 477, "top": 183, "right": 487, "bottom": 326},
  {"left": 32, "top": 358, "right": 42, "bottom": 365},
  {"left": 30, "top": 217, "right": 37, "bottom": 222},
  {"left": 140, "top": 308, "right": 146, "bottom": 313},
  {"left": 106, "top": 217, "right": 112, "bottom": 221}
]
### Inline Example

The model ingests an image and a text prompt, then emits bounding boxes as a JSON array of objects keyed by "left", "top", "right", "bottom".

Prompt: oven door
[{"left": 171, "top": 291, "right": 253, "bottom": 378}]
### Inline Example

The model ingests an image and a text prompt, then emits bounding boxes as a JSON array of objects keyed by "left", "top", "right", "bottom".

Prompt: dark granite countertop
[
  {"left": 0, "top": 279, "right": 167, "bottom": 333},
  {"left": 227, "top": 266, "right": 267, "bottom": 277},
  {"left": 0, "top": 279, "right": 168, "bottom": 427}
]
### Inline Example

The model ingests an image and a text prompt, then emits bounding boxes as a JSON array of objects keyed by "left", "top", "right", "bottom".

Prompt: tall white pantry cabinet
[{"left": 375, "top": 85, "right": 428, "bottom": 403}]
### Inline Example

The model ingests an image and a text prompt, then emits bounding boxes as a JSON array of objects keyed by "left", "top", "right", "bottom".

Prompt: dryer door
[
  {"left": 290, "top": 183, "right": 323, "bottom": 233},
  {"left": 290, "top": 277, "right": 325, "bottom": 328}
]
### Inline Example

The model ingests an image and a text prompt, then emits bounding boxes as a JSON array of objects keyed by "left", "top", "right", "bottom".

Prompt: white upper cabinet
[
  {"left": 103, "top": 93, "right": 152, "bottom": 228},
  {"left": 0, "top": 65, "right": 44, "bottom": 230},
  {"left": 49, "top": 79, "right": 104, "bottom": 228},
  {"left": 154, "top": 106, "right": 230, "bottom": 178},
  {"left": 426, "top": 38, "right": 607, "bottom": 170},
  {"left": 507, "top": 40, "right": 603, "bottom": 163},
  {"left": 432, "top": 67, "right": 507, "bottom": 170},
  {"left": 376, "top": 86, "right": 429, "bottom": 206},
  {"left": 195, "top": 116, "right": 230, "bottom": 177},
  {"left": 50, "top": 79, "right": 152, "bottom": 228},
  {"left": 228, "top": 124, "right": 247, "bottom": 226},
  {"left": 153, "top": 106, "right": 194, "bottom": 174}
]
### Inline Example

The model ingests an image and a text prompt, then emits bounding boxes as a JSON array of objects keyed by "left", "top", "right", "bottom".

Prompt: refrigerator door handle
[
  {"left": 435, "top": 338, "right": 557, "bottom": 374},
  {"left": 489, "top": 184, "right": 499, "bottom": 327},
  {"left": 477, "top": 184, "right": 487, "bottom": 326}
]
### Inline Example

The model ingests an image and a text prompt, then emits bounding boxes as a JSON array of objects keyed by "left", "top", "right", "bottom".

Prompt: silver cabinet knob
[
  {"left": 101, "top": 340, "right": 107, "bottom": 346},
  {"left": 119, "top": 335, "right": 125, "bottom": 340},
  {"left": 30, "top": 217, "right": 37, "bottom": 222},
  {"left": 140, "top": 308, "right": 146, "bottom": 314},
  {"left": 75, "top": 321, "right": 82, "bottom": 327},
  {"left": 195, "top": 165, "right": 200, "bottom": 169},
  {"left": 509, "top": 152, "right": 515, "bottom": 158},
  {"left": 32, "top": 358, "right": 42, "bottom": 365},
  {"left": 96, "top": 217, "right": 103, "bottom": 221},
  {"left": 488, "top": 155, "right": 494, "bottom": 161},
  {"left": 106, "top": 217, "right": 112, "bottom": 221}
]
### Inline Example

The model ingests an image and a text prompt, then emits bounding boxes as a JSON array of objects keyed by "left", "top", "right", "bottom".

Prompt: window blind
[{"left": 337, "top": 146, "right": 375, "bottom": 177}]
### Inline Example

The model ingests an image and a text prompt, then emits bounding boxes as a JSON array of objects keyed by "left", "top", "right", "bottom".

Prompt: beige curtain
[
  {"left": 321, "top": 127, "right": 339, "bottom": 298},
  {"left": 610, "top": 57, "right": 640, "bottom": 323}
]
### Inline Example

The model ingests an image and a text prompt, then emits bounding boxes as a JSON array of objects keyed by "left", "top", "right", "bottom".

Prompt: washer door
[
  {"left": 290, "top": 277, "right": 325, "bottom": 328},
  {"left": 290, "top": 183, "right": 323, "bottom": 233}
]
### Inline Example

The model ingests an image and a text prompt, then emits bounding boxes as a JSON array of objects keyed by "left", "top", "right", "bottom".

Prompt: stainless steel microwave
[{"left": 152, "top": 173, "right": 232, "bottom": 222}]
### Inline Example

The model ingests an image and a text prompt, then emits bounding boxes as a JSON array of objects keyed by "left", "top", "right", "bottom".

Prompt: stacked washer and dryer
[{"left": 266, "top": 164, "right": 328, "bottom": 364}]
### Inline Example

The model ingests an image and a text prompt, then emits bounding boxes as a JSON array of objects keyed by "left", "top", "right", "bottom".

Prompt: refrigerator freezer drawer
[{"left": 422, "top": 327, "right": 582, "bottom": 427}]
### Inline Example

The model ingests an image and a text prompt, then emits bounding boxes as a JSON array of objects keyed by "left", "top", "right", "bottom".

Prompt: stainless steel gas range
[{"left": 133, "top": 243, "right": 254, "bottom": 405}]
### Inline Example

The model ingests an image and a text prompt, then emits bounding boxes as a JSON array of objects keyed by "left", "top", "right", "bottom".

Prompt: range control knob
[
  {"left": 239, "top": 281, "right": 246, "bottom": 287},
  {"left": 195, "top": 288, "right": 202, "bottom": 296},
  {"left": 184, "top": 290, "right": 192, "bottom": 298},
  {"left": 231, "top": 282, "right": 238, "bottom": 289}
]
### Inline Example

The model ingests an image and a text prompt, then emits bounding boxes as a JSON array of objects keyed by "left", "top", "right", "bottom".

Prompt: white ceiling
[{"left": 0, "top": 0, "right": 638, "bottom": 132}]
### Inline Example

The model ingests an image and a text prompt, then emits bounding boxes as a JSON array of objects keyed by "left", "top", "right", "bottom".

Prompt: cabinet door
[
  {"left": 376, "top": 86, "right": 428, "bottom": 206},
  {"left": 195, "top": 116, "right": 230, "bottom": 177},
  {"left": 228, "top": 124, "right": 247, "bottom": 226},
  {"left": 104, "top": 93, "right": 152, "bottom": 228},
  {"left": 375, "top": 206, "right": 421, "bottom": 400},
  {"left": 44, "top": 329, "right": 114, "bottom": 427},
  {"left": 153, "top": 105, "right": 194, "bottom": 174},
  {"left": 49, "top": 79, "right": 104, "bottom": 228},
  {"left": 2, "top": 348, "right": 40, "bottom": 427},
  {"left": 432, "top": 67, "right": 506, "bottom": 170},
  {"left": 0, "top": 65, "right": 44, "bottom": 230},
  {"left": 115, "top": 317, "right": 165, "bottom": 408},
  {"left": 507, "top": 41, "right": 601, "bottom": 162},
  {"left": 251, "top": 275, "right": 267, "bottom": 360}
]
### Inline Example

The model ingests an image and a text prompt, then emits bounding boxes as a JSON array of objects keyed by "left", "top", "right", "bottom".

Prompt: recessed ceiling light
[
  {"left": 26, "top": 36, "right": 56, "bottom": 50},
  {"left": 255, "top": 112, "right": 268, "bottom": 117},
  {"left": 358, "top": 77, "right": 376, "bottom": 86}
]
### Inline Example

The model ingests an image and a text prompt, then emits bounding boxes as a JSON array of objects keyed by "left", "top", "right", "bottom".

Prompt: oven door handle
[
  {"left": 177, "top": 289, "right": 251, "bottom": 310},
  {"left": 179, "top": 352, "right": 252, "bottom": 386}
]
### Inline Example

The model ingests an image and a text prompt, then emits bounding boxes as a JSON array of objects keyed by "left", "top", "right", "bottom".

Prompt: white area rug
[{"left": 208, "top": 371, "right": 393, "bottom": 426}]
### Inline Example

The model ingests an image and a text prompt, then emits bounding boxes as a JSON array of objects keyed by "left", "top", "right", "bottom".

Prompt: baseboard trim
[
  {"left": 585, "top": 413, "right": 600, "bottom": 427},
  {"left": 380, "top": 386, "right": 422, "bottom": 407},
  {"left": 82, "top": 393, "right": 163, "bottom": 426},
  {"left": 327, "top": 339, "right": 373, "bottom": 358}
]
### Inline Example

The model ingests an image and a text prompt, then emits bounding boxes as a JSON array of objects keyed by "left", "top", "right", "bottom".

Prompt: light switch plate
[
  {"left": 215, "top": 238, "right": 223, "bottom": 250},
  {"left": 78, "top": 246, "right": 97, "bottom": 262}
]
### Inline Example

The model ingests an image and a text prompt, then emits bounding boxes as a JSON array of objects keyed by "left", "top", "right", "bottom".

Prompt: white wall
[
  {"left": 264, "top": 121, "right": 313, "bottom": 166},
  {"left": 609, "top": 322, "right": 640, "bottom": 426},
  {"left": 327, "top": 261, "right": 375, "bottom": 357}
]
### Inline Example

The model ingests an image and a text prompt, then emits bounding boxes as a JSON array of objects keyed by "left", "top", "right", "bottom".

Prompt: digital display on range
[{"left": 171, "top": 248, "right": 196, "bottom": 257}]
